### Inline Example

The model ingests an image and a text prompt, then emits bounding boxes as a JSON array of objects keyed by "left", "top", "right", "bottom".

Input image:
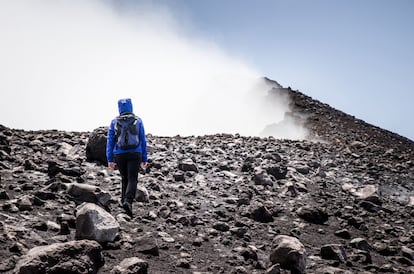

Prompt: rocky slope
[{"left": 1, "top": 80, "right": 414, "bottom": 273}]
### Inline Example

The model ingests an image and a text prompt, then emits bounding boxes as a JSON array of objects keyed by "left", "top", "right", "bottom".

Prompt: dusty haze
[{"left": 0, "top": 0, "right": 307, "bottom": 139}]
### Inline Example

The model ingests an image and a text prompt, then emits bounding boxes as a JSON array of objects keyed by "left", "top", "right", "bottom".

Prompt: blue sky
[
  {"left": 127, "top": 0, "right": 414, "bottom": 140},
  {"left": 1, "top": 0, "right": 413, "bottom": 140}
]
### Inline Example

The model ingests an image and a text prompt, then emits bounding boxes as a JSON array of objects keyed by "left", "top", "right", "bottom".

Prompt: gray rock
[
  {"left": 135, "top": 236, "right": 159, "bottom": 256},
  {"left": 253, "top": 168, "right": 274, "bottom": 186},
  {"left": 297, "top": 205, "right": 328, "bottom": 224},
  {"left": 178, "top": 159, "right": 198, "bottom": 172},
  {"left": 334, "top": 229, "right": 351, "bottom": 239},
  {"left": 314, "top": 266, "right": 353, "bottom": 274},
  {"left": 320, "top": 244, "right": 347, "bottom": 263},
  {"left": 17, "top": 195, "right": 33, "bottom": 211},
  {"left": 234, "top": 245, "right": 258, "bottom": 261},
  {"left": 266, "top": 165, "right": 288, "bottom": 180},
  {"left": 344, "top": 184, "right": 382, "bottom": 205},
  {"left": 212, "top": 222, "right": 230, "bottom": 232},
  {"left": 269, "top": 235, "right": 307, "bottom": 274},
  {"left": 348, "top": 250, "right": 372, "bottom": 264},
  {"left": 295, "top": 165, "right": 310, "bottom": 175},
  {"left": 14, "top": 240, "right": 104, "bottom": 274},
  {"left": 0, "top": 190, "right": 10, "bottom": 200},
  {"left": 265, "top": 263, "right": 281, "bottom": 274},
  {"left": 350, "top": 238, "right": 371, "bottom": 251},
  {"left": 173, "top": 171, "right": 185, "bottom": 182},
  {"left": 111, "top": 257, "right": 148, "bottom": 274},
  {"left": 67, "top": 182, "right": 112, "bottom": 207},
  {"left": 250, "top": 202, "right": 274, "bottom": 223},
  {"left": 86, "top": 127, "right": 108, "bottom": 165},
  {"left": 135, "top": 185, "right": 149, "bottom": 203},
  {"left": 230, "top": 266, "right": 248, "bottom": 274},
  {"left": 76, "top": 202, "right": 119, "bottom": 242},
  {"left": 402, "top": 246, "right": 414, "bottom": 260},
  {"left": 47, "top": 160, "right": 85, "bottom": 177}
]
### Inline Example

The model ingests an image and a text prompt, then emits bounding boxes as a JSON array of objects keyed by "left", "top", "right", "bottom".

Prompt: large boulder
[
  {"left": 76, "top": 203, "right": 119, "bottom": 243},
  {"left": 14, "top": 240, "right": 104, "bottom": 274},
  {"left": 342, "top": 183, "right": 382, "bottom": 205},
  {"left": 86, "top": 127, "right": 108, "bottom": 165},
  {"left": 297, "top": 205, "right": 329, "bottom": 224},
  {"left": 249, "top": 202, "right": 274, "bottom": 223},
  {"left": 135, "top": 185, "right": 149, "bottom": 203},
  {"left": 111, "top": 257, "right": 148, "bottom": 274},
  {"left": 269, "top": 235, "right": 307, "bottom": 274},
  {"left": 66, "top": 182, "right": 112, "bottom": 208},
  {"left": 178, "top": 159, "right": 198, "bottom": 172}
]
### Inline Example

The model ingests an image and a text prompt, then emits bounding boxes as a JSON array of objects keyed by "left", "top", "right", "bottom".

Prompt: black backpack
[{"left": 115, "top": 114, "right": 140, "bottom": 150}]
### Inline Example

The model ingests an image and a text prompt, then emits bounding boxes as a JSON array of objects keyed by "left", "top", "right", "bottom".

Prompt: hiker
[{"left": 106, "top": 98, "right": 148, "bottom": 217}]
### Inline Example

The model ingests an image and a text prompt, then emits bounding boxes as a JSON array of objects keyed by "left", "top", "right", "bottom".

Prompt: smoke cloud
[{"left": 0, "top": 0, "right": 307, "bottom": 139}]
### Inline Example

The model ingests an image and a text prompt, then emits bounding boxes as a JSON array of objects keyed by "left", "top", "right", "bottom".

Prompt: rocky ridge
[{"left": 1, "top": 80, "right": 414, "bottom": 273}]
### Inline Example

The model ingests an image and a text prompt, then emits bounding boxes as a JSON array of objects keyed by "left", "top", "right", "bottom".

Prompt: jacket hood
[{"left": 118, "top": 98, "right": 133, "bottom": 114}]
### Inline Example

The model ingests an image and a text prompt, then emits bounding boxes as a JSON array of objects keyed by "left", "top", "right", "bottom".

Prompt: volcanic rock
[
  {"left": 66, "top": 182, "right": 112, "bottom": 207},
  {"left": 320, "top": 244, "right": 347, "bottom": 263},
  {"left": 297, "top": 205, "right": 328, "bottom": 224},
  {"left": 111, "top": 257, "right": 148, "bottom": 274},
  {"left": 134, "top": 236, "right": 159, "bottom": 256},
  {"left": 86, "top": 127, "right": 108, "bottom": 165},
  {"left": 75, "top": 202, "right": 119, "bottom": 243},
  {"left": 269, "top": 235, "right": 307, "bottom": 273},
  {"left": 14, "top": 240, "right": 104, "bottom": 274},
  {"left": 135, "top": 185, "right": 149, "bottom": 203}
]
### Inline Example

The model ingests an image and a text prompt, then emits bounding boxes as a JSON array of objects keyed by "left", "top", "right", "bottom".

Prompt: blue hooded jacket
[{"left": 106, "top": 98, "right": 148, "bottom": 163}]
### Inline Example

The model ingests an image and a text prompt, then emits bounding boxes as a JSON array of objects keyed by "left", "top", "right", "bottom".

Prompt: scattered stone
[
  {"left": 158, "top": 231, "right": 175, "bottom": 243},
  {"left": 297, "top": 205, "right": 328, "bottom": 224},
  {"left": 249, "top": 202, "right": 274, "bottom": 223},
  {"left": 135, "top": 236, "right": 159, "bottom": 256},
  {"left": 253, "top": 168, "right": 274, "bottom": 186},
  {"left": 320, "top": 244, "right": 347, "bottom": 263},
  {"left": 47, "top": 160, "right": 85, "bottom": 177},
  {"left": 334, "top": 229, "right": 351, "bottom": 239},
  {"left": 178, "top": 159, "right": 198, "bottom": 172},
  {"left": 265, "top": 263, "right": 281, "bottom": 274},
  {"left": 76, "top": 202, "right": 119, "bottom": 243},
  {"left": 85, "top": 127, "right": 108, "bottom": 165},
  {"left": 135, "top": 185, "right": 149, "bottom": 202},
  {"left": 17, "top": 195, "right": 33, "bottom": 211},
  {"left": 269, "top": 235, "right": 307, "bottom": 274},
  {"left": 230, "top": 266, "right": 248, "bottom": 274},
  {"left": 66, "top": 182, "right": 112, "bottom": 207},
  {"left": 176, "top": 258, "right": 191, "bottom": 268},
  {"left": 350, "top": 238, "right": 371, "bottom": 251},
  {"left": 14, "top": 240, "right": 104, "bottom": 274},
  {"left": 111, "top": 257, "right": 148, "bottom": 274},
  {"left": 314, "top": 266, "right": 353, "bottom": 274},
  {"left": 266, "top": 165, "right": 287, "bottom": 180},
  {"left": 402, "top": 246, "right": 414, "bottom": 260},
  {"left": 349, "top": 250, "right": 372, "bottom": 265},
  {"left": 0, "top": 190, "right": 9, "bottom": 200},
  {"left": 212, "top": 222, "right": 230, "bottom": 232}
]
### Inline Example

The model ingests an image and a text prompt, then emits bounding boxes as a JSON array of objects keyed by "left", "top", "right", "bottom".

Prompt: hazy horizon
[{"left": 0, "top": 0, "right": 308, "bottom": 139}]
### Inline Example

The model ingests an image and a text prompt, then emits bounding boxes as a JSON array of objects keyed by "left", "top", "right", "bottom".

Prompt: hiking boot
[{"left": 122, "top": 202, "right": 133, "bottom": 217}]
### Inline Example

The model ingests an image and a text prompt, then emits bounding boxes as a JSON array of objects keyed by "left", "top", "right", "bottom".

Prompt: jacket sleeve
[
  {"left": 139, "top": 119, "right": 148, "bottom": 162},
  {"left": 106, "top": 120, "right": 116, "bottom": 163}
]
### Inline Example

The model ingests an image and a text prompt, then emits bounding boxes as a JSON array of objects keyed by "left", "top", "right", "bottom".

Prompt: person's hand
[
  {"left": 140, "top": 162, "right": 148, "bottom": 170},
  {"left": 108, "top": 162, "right": 116, "bottom": 170}
]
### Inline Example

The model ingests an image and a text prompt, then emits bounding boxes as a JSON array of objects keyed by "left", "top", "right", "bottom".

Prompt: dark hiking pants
[{"left": 115, "top": 152, "right": 142, "bottom": 204}]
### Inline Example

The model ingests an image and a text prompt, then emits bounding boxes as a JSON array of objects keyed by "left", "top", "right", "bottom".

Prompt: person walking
[{"left": 106, "top": 98, "right": 148, "bottom": 217}]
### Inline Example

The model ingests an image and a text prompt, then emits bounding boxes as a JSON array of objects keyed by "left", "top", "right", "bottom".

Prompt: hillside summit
[{"left": 1, "top": 80, "right": 414, "bottom": 273}]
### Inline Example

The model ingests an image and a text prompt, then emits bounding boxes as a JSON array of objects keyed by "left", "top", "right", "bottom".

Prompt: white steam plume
[{"left": 0, "top": 0, "right": 307, "bottom": 139}]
